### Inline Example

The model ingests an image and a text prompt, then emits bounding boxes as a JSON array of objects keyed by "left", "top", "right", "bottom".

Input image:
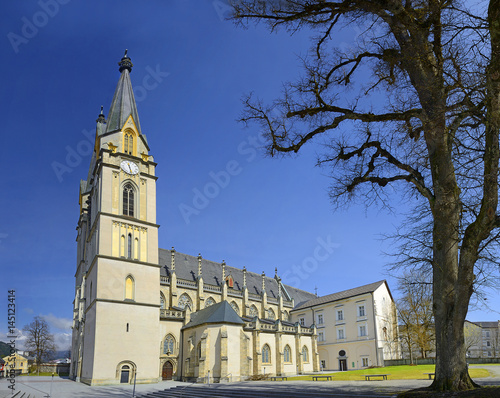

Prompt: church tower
[{"left": 70, "top": 52, "right": 160, "bottom": 385}]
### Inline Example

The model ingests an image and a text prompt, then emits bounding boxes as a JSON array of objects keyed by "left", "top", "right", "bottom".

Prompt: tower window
[
  {"left": 124, "top": 132, "right": 134, "bottom": 155},
  {"left": 127, "top": 234, "right": 132, "bottom": 259},
  {"left": 125, "top": 275, "right": 134, "bottom": 300},
  {"left": 123, "top": 183, "right": 135, "bottom": 217}
]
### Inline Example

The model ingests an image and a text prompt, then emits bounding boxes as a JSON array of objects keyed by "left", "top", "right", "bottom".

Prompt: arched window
[
  {"left": 262, "top": 344, "right": 271, "bottom": 364},
  {"left": 178, "top": 293, "right": 192, "bottom": 311},
  {"left": 267, "top": 308, "right": 276, "bottom": 320},
  {"left": 230, "top": 301, "right": 239, "bottom": 315},
  {"left": 284, "top": 345, "right": 292, "bottom": 363},
  {"left": 120, "top": 235, "right": 125, "bottom": 257},
  {"left": 205, "top": 297, "right": 215, "bottom": 308},
  {"left": 163, "top": 334, "right": 175, "bottom": 355},
  {"left": 283, "top": 311, "right": 289, "bottom": 321},
  {"left": 249, "top": 305, "right": 259, "bottom": 318},
  {"left": 127, "top": 234, "right": 132, "bottom": 259},
  {"left": 124, "top": 131, "right": 134, "bottom": 155},
  {"left": 134, "top": 238, "right": 139, "bottom": 260},
  {"left": 197, "top": 342, "right": 202, "bottom": 360},
  {"left": 123, "top": 183, "right": 135, "bottom": 217},
  {"left": 160, "top": 293, "right": 166, "bottom": 309},
  {"left": 302, "top": 346, "right": 309, "bottom": 363},
  {"left": 125, "top": 276, "right": 134, "bottom": 300}
]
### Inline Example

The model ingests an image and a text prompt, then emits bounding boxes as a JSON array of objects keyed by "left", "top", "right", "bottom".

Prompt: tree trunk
[{"left": 430, "top": 154, "right": 476, "bottom": 390}]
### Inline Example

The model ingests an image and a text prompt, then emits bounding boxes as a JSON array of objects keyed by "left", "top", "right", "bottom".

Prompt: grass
[{"left": 287, "top": 365, "right": 490, "bottom": 381}]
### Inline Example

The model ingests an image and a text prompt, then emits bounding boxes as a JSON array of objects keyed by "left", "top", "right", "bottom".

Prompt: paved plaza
[{"left": 1, "top": 365, "right": 499, "bottom": 398}]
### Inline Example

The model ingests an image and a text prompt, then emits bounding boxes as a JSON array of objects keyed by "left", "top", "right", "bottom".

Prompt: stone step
[{"left": 138, "top": 385, "right": 391, "bottom": 398}]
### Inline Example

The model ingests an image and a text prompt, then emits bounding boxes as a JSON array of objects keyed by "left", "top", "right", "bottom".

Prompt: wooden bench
[
  {"left": 364, "top": 374, "right": 390, "bottom": 381},
  {"left": 424, "top": 373, "right": 435, "bottom": 380},
  {"left": 270, "top": 376, "right": 288, "bottom": 381},
  {"left": 312, "top": 375, "right": 333, "bottom": 381}
]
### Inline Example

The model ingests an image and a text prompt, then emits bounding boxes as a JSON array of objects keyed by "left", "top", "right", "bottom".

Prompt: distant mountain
[
  {"left": 0, "top": 343, "right": 70, "bottom": 361},
  {"left": 0, "top": 341, "right": 12, "bottom": 358}
]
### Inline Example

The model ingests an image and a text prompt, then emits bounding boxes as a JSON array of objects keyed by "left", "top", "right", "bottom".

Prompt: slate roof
[
  {"left": 182, "top": 300, "right": 244, "bottom": 330},
  {"left": 291, "top": 280, "right": 388, "bottom": 311},
  {"left": 105, "top": 65, "right": 142, "bottom": 136},
  {"left": 474, "top": 321, "right": 500, "bottom": 328},
  {"left": 158, "top": 248, "right": 316, "bottom": 306}
]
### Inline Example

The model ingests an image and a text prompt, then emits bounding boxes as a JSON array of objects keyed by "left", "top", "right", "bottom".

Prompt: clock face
[{"left": 120, "top": 160, "right": 139, "bottom": 175}]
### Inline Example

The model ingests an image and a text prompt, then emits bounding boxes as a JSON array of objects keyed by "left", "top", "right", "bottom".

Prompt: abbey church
[{"left": 70, "top": 53, "right": 400, "bottom": 385}]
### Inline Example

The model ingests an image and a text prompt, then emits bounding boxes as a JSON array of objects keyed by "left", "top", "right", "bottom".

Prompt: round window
[{"left": 339, "top": 350, "right": 346, "bottom": 357}]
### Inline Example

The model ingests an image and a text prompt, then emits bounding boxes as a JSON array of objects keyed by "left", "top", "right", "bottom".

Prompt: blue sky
[{"left": 0, "top": 0, "right": 498, "bottom": 351}]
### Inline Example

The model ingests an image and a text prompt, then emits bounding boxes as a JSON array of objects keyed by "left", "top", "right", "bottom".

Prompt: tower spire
[{"left": 106, "top": 50, "right": 142, "bottom": 135}]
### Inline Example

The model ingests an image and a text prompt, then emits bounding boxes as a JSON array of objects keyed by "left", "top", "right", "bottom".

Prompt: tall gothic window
[
  {"left": 178, "top": 293, "right": 192, "bottom": 311},
  {"left": 205, "top": 297, "right": 215, "bottom": 308},
  {"left": 267, "top": 308, "right": 276, "bottom": 320},
  {"left": 123, "top": 183, "right": 135, "bottom": 217},
  {"left": 249, "top": 305, "right": 258, "bottom": 318},
  {"left": 230, "top": 301, "right": 239, "bottom": 315},
  {"left": 163, "top": 334, "right": 175, "bottom": 355},
  {"left": 262, "top": 344, "right": 271, "bottom": 364},
  {"left": 124, "top": 132, "right": 133, "bottom": 155},
  {"left": 284, "top": 345, "right": 292, "bottom": 363},
  {"left": 302, "top": 346, "right": 309, "bottom": 363}
]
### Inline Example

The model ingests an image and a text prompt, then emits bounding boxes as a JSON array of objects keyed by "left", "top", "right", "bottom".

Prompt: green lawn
[{"left": 287, "top": 365, "right": 490, "bottom": 381}]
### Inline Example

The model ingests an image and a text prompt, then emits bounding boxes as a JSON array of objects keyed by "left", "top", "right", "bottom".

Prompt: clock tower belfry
[{"left": 70, "top": 52, "right": 160, "bottom": 385}]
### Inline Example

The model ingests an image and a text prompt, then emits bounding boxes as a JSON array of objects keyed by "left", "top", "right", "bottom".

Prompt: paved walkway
[{"left": 0, "top": 366, "right": 498, "bottom": 398}]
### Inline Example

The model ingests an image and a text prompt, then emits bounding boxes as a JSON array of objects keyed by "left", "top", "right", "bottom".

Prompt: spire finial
[
  {"left": 198, "top": 253, "right": 202, "bottom": 277},
  {"left": 222, "top": 260, "right": 226, "bottom": 281},
  {"left": 96, "top": 105, "right": 106, "bottom": 124},
  {"left": 243, "top": 266, "right": 247, "bottom": 287},
  {"left": 262, "top": 271, "right": 266, "bottom": 293},
  {"left": 118, "top": 49, "right": 133, "bottom": 73}
]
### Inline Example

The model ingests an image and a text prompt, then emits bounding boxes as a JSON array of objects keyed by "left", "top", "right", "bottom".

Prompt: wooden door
[{"left": 162, "top": 361, "right": 173, "bottom": 380}]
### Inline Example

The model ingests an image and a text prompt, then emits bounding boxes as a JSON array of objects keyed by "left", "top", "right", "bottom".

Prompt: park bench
[
  {"left": 424, "top": 373, "right": 435, "bottom": 380},
  {"left": 312, "top": 375, "right": 333, "bottom": 381},
  {"left": 364, "top": 374, "right": 390, "bottom": 381},
  {"left": 270, "top": 376, "right": 288, "bottom": 381}
]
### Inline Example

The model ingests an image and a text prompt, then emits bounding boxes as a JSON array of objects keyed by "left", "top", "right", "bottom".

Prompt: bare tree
[
  {"left": 397, "top": 274, "right": 435, "bottom": 361},
  {"left": 23, "top": 316, "right": 56, "bottom": 374},
  {"left": 486, "top": 322, "right": 500, "bottom": 358},
  {"left": 230, "top": 0, "right": 500, "bottom": 391},
  {"left": 464, "top": 321, "right": 482, "bottom": 358}
]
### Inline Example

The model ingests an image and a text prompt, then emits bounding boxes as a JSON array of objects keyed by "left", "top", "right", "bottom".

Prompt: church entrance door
[
  {"left": 162, "top": 361, "right": 173, "bottom": 380},
  {"left": 339, "top": 359, "right": 347, "bottom": 371}
]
